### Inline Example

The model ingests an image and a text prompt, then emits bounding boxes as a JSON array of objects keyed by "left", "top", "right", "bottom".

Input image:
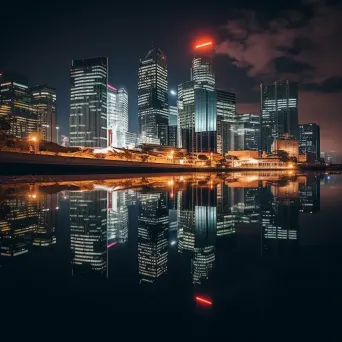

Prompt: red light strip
[
  {"left": 195, "top": 296, "right": 212, "bottom": 305},
  {"left": 195, "top": 42, "right": 213, "bottom": 49},
  {"left": 107, "top": 241, "right": 117, "bottom": 248},
  {"left": 107, "top": 84, "right": 117, "bottom": 91}
]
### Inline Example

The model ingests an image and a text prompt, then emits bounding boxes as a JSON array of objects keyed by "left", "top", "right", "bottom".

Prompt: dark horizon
[{"left": 1, "top": 0, "right": 341, "bottom": 153}]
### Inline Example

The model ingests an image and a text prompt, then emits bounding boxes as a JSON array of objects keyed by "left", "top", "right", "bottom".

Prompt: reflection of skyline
[
  {"left": 0, "top": 173, "right": 322, "bottom": 283},
  {"left": 138, "top": 192, "right": 169, "bottom": 283}
]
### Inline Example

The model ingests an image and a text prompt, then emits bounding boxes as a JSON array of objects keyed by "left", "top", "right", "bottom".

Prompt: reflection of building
[
  {"left": 261, "top": 182, "right": 300, "bottom": 255},
  {"left": 107, "top": 191, "right": 128, "bottom": 244},
  {"left": 0, "top": 72, "right": 38, "bottom": 138},
  {"left": 178, "top": 183, "right": 216, "bottom": 285},
  {"left": 299, "top": 123, "right": 320, "bottom": 161},
  {"left": 261, "top": 81, "right": 298, "bottom": 153},
  {"left": 299, "top": 176, "right": 320, "bottom": 213},
  {"left": 0, "top": 192, "right": 38, "bottom": 256},
  {"left": 216, "top": 90, "right": 236, "bottom": 155},
  {"left": 69, "top": 57, "right": 108, "bottom": 148},
  {"left": 138, "top": 47, "right": 169, "bottom": 145},
  {"left": 107, "top": 85, "right": 128, "bottom": 148},
  {"left": 138, "top": 193, "right": 169, "bottom": 283},
  {"left": 31, "top": 85, "right": 57, "bottom": 143},
  {"left": 69, "top": 191, "right": 107, "bottom": 274},
  {"left": 33, "top": 193, "right": 57, "bottom": 247},
  {"left": 178, "top": 41, "right": 217, "bottom": 153}
]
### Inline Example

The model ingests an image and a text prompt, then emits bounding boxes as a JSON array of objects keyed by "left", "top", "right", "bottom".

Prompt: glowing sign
[
  {"left": 107, "top": 84, "right": 117, "bottom": 91},
  {"left": 107, "top": 242, "right": 117, "bottom": 248},
  {"left": 195, "top": 42, "right": 213, "bottom": 49},
  {"left": 195, "top": 296, "right": 212, "bottom": 305}
]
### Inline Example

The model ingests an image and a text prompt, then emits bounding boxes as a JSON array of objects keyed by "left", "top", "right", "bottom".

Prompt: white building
[{"left": 107, "top": 85, "right": 128, "bottom": 148}]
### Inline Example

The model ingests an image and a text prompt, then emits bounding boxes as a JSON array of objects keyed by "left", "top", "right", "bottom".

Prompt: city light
[
  {"left": 170, "top": 90, "right": 177, "bottom": 96},
  {"left": 195, "top": 41, "right": 212, "bottom": 49},
  {"left": 195, "top": 296, "right": 212, "bottom": 306},
  {"left": 170, "top": 240, "right": 176, "bottom": 246},
  {"left": 107, "top": 241, "right": 117, "bottom": 248}
]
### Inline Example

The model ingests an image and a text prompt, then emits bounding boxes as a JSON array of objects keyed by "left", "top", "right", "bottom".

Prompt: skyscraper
[
  {"left": 232, "top": 114, "right": 260, "bottom": 151},
  {"left": 299, "top": 123, "right": 320, "bottom": 161},
  {"left": 69, "top": 57, "right": 108, "bottom": 148},
  {"left": 260, "top": 81, "right": 298, "bottom": 153},
  {"left": 107, "top": 85, "right": 128, "bottom": 147},
  {"left": 216, "top": 90, "right": 236, "bottom": 154},
  {"left": 138, "top": 47, "right": 169, "bottom": 145},
  {"left": 31, "top": 85, "right": 57, "bottom": 143},
  {"left": 69, "top": 190, "right": 107, "bottom": 274},
  {"left": 168, "top": 105, "right": 178, "bottom": 147},
  {"left": 178, "top": 40, "right": 217, "bottom": 153},
  {"left": 0, "top": 72, "right": 38, "bottom": 138}
]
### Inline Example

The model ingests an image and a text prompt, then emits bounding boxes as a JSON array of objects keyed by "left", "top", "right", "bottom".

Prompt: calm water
[{"left": 1, "top": 172, "right": 342, "bottom": 338}]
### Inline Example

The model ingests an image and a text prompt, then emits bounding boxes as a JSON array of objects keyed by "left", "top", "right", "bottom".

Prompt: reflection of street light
[{"left": 56, "top": 126, "right": 60, "bottom": 145}]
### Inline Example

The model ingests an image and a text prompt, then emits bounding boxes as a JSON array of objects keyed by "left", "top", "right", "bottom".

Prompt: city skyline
[{"left": 0, "top": 0, "right": 341, "bottom": 153}]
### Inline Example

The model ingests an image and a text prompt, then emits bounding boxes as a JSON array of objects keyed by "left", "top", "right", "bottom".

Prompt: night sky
[{"left": 1, "top": 0, "right": 341, "bottom": 152}]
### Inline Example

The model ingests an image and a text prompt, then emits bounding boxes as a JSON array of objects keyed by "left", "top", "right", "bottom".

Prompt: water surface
[{"left": 1, "top": 172, "right": 341, "bottom": 338}]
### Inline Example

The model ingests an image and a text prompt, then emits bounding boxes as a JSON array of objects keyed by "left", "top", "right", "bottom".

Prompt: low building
[{"left": 271, "top": 134, "right": 299, "bottom": 160}]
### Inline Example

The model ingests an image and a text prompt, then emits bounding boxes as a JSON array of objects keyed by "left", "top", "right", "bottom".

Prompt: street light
[{"left": 170, "top": 90, "right": 177, "bottom": 96}]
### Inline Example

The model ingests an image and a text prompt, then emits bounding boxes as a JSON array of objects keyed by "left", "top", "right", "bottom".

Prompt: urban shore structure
[{"left": 1, "top": 37, "right": 326, "bottom": 166}]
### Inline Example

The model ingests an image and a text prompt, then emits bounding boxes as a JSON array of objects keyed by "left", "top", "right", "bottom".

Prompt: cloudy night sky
[{"left": 1, "top": 0, "right": 341, "bottom": 153}]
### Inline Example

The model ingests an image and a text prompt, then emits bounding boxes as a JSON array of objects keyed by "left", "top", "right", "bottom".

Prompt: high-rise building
[
  {"left": 0, "top": 72, "right": 38, "bottom": 138},
  {"left": 260, "top": 81, "right": 298, "bottom": 153},
  {"left": 168, "top": 105, "right": 178, "bottom": 147},
  {"left": 138, "top": 192, "right": 168, "bottom": 283},
  {"left": 231, "top": 114, "right": 260, "bottom": 151},
  {"left": 69, "top": 57, "right": 108, "bottom": 148},
  {"left": 299, "top": 123, "right": 320, "bottom": 161},
  {"left": 271, "top": 134, "right": 299, "bottom": 160},
  {"left": 178, "top": 40, "right": 217, "bottom": 153},
  {"left": 107, "top": 85, "right": 128, "bottom": 147},
  {"left": 69, "top": 190, "right": 107, "bottom": 274},
  {"left": 125, "top": 131, "right": 137, "bottom": 149},
  {"left": 31, "top": 85, "right": 57, "bottom": 143},
  {"left": 138, "top": 47, "right": 169, "bottom": 145},
  {"left": 216, "top": 90, "right": 236, "bottom": 154}
]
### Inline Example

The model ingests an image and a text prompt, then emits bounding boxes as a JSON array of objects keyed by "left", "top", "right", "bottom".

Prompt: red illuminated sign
[
  {"left": 195, "top": 41, "right": 213, "bottom": 49},
  {"left": 195, "top": 296, "right": 213, "bottom": 305}
]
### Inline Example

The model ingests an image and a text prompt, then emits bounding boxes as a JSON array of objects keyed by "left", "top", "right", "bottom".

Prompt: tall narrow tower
[{"left": 138, "top": 47, "right": 169, "bottom": 145}]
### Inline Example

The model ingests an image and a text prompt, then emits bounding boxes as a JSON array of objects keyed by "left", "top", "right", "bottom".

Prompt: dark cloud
[
  {"left": 302, "top": 77, "right": 342, "bottom": 93},
  {"left": 216, "top": 0, "right": 342, "bottom": 85}
]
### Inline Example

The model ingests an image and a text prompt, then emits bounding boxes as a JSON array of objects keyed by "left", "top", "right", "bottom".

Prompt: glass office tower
[
  {"left": 260, "top": 81, "right": 298, "bottom": 153},
  {"left": 138, "top": 47, "right": 169, "bottom": 145},
  {"left": 69, "top": 57, "right": 108, "bottom": 148},
  {"left": 31, "top": 85, "right": 57, "bottom": 143},
  {"left": 0, "top": 72, "right": 38, "bottom": 138},
  {"left": 299, "top": 123, "right": 320, "bottom": 161},
  {"left": 178, "top": 41, "right": 217, "bottom": 153},
  {"left": 107, "top": 85, "right": 128, "bottom": 148}
]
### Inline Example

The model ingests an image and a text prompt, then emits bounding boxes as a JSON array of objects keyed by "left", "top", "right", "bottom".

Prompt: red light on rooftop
[
  {"left": 195, "top": 296, "right": 213, "bottom": 306},
  {"left": 195, "top": 41, "right": 213, "bottom": 49},
  {"left": 107, "top": 84, "right": 117, "bottom": 91},
  {"left": 107, "top": 241, "right": 117, "bottom": 248}
]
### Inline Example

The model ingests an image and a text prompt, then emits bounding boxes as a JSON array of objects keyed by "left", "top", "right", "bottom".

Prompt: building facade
[
  {"left": 31, "top": 85, "right": 57, "bottom": 143},
  {"left": 138, "top": 47, "right": 169, "bottom": 145},
  {"left": 299, "top": 123, "right": 320, "bottom": 161},
  {"left": 107, "top": 85, "right": 128, "bottom": 148},
  {"left": 231, "top": 114, "right": 260, "bottom": 151},
  {"left": 260, "top": 81, "right": 298, "bottom": 153},
  {"left": 216, "top": 90, "right": 236, "bottom": 155},
  {"left": 168, "top": 105, "right": 177, "bottom": 147},
  {"left": 271, "top": 134, "right": 299, "bottom": 160},
  {"left": 69, "top": 57, "right": 108, "bottom": 148},
  {"left": 178, "top": 41, "right": 217, "bottom": 153},
  {"left": 0, "top": 72, "right": 38, "bottom": 138}
]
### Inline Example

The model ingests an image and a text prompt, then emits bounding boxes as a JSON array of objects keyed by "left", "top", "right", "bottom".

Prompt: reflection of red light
[
  {"left": 195, "top": 41, "right": 212, "bottom": 49},
  {"left": 107, "top": 242, "right": 117, "bottom": 248},
  {"left": 195, "top": 296, "right": 212, "bottom": 305},
  {"left": 107, "top": 84, "right": 117, "bottom": 91}
]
